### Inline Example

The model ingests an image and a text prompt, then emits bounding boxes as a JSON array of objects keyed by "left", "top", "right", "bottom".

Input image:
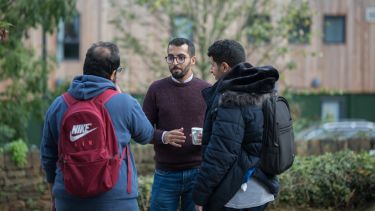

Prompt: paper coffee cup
[{"left": 191, "top": 127, "right": 203, "bottom": 145}]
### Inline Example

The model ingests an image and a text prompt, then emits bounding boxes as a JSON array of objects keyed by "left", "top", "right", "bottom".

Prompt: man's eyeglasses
[
  {"left": 165, "top": 54, "right": 188, "bottom": 64},
  {"left": 115, "top": 66, "right": 125, "bottom": 73}
]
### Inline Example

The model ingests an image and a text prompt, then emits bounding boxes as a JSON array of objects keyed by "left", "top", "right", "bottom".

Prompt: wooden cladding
[{"left": 284, "top": 0, "right": 375, "bottom": 93}]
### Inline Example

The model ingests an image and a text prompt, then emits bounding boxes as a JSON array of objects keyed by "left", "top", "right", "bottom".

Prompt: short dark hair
[
  {"left": 83, "top": 42, "right": 120, "bottom": 79},
  {"left": 168, "top": 38, "right": 195, "bottom": 56},
  {"left": 207, "top": 39, "right": 246, "bottom": 68}
]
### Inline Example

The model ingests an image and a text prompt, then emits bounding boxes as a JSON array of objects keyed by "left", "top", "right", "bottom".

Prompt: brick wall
[
  {"left": 0, "top": 150, "right": 50, "bottom": 211},
  {"left": 0, "top": 144, "right": 155, "bottom": 211}
]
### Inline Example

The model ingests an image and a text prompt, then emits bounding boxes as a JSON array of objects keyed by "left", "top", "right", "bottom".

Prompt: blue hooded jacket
[{"left": 40, "top": 75, "right": 153, "bottom": 205}]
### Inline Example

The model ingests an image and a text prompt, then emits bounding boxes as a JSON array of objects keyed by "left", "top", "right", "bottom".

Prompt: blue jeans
[
  {"left": 55, "top": 198, "right": 138, "bottom": 211},
  {"left": 150, "top": 168, "right": 198, "bottom": 211}
]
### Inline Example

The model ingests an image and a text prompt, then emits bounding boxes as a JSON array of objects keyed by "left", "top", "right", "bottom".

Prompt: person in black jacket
[{"left": 193, "top": 40, "right": 279, "bottom": 211}]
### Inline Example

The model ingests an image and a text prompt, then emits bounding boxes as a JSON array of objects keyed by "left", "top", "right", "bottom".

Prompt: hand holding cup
[{"left": 191, "top": 127, "right": 203, "bottom": 145}]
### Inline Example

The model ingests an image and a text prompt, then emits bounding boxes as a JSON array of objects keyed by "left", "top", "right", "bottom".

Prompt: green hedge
[
  {"left": 276, "top": 151, "right": 375, "bottom": 209},
  {"left": 138, "top": 151, "right": 375, "bottom": 210}
]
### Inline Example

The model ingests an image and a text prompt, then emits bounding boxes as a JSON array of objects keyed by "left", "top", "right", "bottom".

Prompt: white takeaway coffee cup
[{"left": 191, "top": 127, "right": 203, "bottom": 145}]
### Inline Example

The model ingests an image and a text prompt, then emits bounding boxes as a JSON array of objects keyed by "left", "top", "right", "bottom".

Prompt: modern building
[
  {"left": 285, "top": 0, "right": 375, "bottom": 122},
  {"left": 23, "top": 0, "right": 375, "bottom": 122}
]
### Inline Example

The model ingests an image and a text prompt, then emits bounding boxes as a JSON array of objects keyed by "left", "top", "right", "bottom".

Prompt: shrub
[
  {"left": 277, "top": 151, "right": 375, "bottom": 209},
  {"left": 3, "top": 139, "right": 29, "bottom": 167},
  {"left": 137, "top": 151, "right": 375, "bottom": 210}
]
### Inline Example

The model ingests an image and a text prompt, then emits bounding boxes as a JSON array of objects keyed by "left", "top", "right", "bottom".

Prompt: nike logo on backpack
[{"left": 69, "top": 123, "right": 97, "bottom": 142}]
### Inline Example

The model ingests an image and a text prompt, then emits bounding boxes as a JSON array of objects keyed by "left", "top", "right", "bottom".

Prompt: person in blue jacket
[
  {"left": 40, "top": 41, "right": 154, "bottom": 211},
  {"left": 193, "top": 40, "right": 280, "bottom": 211}
]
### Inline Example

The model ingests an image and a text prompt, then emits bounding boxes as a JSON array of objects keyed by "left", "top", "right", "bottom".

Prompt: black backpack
[{"left": 260, "top": 94, "right": 295, "bottom": 175}]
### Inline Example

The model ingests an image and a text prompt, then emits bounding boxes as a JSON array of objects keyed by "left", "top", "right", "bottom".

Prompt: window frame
[
  {"left": 323, "top": 15, "right": 346, "bottom": 44},
  {"left": 246, "top": 14, "right": 272, "bottom": 45},
  {"left": 171, "top": 15, "right": 194, "bottom": 40},
  {"left": 288, "top": 16, "right": 311, "bottom": 45},
  {"left": 57, "top": 14, "right": 80, "bottom": 61}
]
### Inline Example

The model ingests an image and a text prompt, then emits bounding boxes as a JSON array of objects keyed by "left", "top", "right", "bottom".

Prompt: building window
[
  {"left": 171, "top": 16, "right": 193, "bottom": 40},
  {"left": 323, "top": 16, "right": 345, "bottom": 44},
  {"left": 288, "top": 16, "right": 311, "bottom": 44},
  {"left": 321, "top": 101, "right": 340, "bottom": 122},
  {"left": 57, "top": 15, "right": 80, "bottom": 61},
  {"left": 246, "top": 14, "right": 272, "bottom": 44},
  {"left": 321, "top": 96, "right": 346, "bottom": 122},
  {"left": 366, "top": 7, "right": 375, "bottom": 22}
]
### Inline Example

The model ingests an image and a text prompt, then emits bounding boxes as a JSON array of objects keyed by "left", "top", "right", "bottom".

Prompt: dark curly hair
[{"left": 207, "top": 39, "right": 246, "bottom": 67}]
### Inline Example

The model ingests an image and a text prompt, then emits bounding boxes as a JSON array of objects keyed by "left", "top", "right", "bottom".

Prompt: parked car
[
  {"left": 295, "top": 120, "right": 375, "bottom": 155},
  {"left": 296, "top": 120, "right": 375, "bottom": 142}
]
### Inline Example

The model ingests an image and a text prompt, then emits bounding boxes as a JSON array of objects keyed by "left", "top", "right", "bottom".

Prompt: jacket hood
[
  {"left": 219, "top": 62, "right": 279, "bottom": 94},
  {"left": 68, "top": 75, "right": 116, "bottom": 100},
  {"left": 219, "top": 91, "right": 270, "bottom": 107}
]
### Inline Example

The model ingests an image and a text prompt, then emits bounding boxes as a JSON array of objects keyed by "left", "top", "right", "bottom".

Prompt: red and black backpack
[{"left": 58, "top": 89, "right": 132, "bottom": 197}]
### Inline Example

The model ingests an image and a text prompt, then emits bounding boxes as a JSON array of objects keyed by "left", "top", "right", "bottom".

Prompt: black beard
[
  {"left": 170, "top": 62, "right": 190, "bottom": 79},
  {"left": 171, "top": 70, "right": 185, "bottom": 79}
]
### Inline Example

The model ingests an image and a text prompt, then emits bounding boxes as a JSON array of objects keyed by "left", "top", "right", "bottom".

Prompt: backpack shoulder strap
[
  {"left": 62, "top": 92, "right": 78, "bottom": 107},
  {"left": 278, "top": 96, "right": 291, "bottom": 112},
  {"left": 94, "top": 89, "right": 119, "bottom": 105},
  {"left": 123, "top": 144, "right": 132, "bottom": 193},
  {"left": 62, "top": 89, "right": 118, "bottom": 107}
]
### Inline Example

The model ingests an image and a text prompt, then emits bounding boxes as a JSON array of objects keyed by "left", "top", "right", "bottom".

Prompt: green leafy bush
[
  {"left": 137, "top": 151, "right": 375, "bottom": 210},
  {"left": 3, "top": 139, "right": 29, "bottom": 167},
  {"left": 0, "top": 124, "right": 16, "bottom": 145},
  {"left": 0, "top": 0, "right": 76, "bottom": 146},
  {"left": 277, "top": 151, "right": 375, "bottom": 209}
]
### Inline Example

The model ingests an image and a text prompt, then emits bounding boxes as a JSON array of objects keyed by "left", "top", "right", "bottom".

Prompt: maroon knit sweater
[{"left": 143, "top": 76, "right": 211, "bottom": 170}]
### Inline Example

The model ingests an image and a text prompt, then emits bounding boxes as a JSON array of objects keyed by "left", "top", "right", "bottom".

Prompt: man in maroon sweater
[{"left": 143, "top": 38, "right": 211, "bottom": 211}]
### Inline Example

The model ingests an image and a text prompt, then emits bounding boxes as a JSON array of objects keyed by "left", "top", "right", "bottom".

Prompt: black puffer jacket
[{"left": 193, "top": 62, "right": 280, "bottom": 211}]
